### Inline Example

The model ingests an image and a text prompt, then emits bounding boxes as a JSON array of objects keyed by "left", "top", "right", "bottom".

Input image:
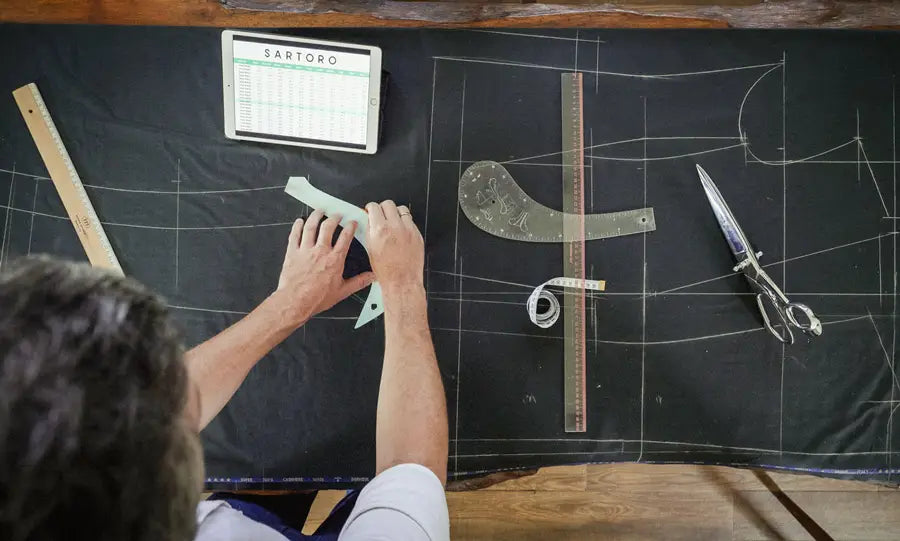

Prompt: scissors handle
[
  {"left": 784, "top": 302, "right": 822, "bottom": 335},
  {"left": 746, "top": 272, "right": 823, "bottom": 344},
  {"left": 754, "top": 293, "right": 794, "bottom": 343}
]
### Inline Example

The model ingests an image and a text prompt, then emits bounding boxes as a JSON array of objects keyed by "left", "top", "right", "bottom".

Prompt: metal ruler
[
  {"left": 458, "top": 160, "right": 656, "bottom": 242},
  {"left": 13, "top": 83, "right": 123, "bottom": 275},
  {"left": 561, "top": 72, "right": 587, "bottom": 433}
]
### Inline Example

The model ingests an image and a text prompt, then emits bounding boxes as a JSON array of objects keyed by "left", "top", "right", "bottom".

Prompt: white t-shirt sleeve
[
  {"left": 338, "top": 463, "right": 449, "bottom": 541},
  {"left": 195, "top": 500, "right": 289, "bottom": 541}
]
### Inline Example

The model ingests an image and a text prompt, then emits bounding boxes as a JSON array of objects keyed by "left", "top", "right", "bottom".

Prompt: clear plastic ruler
[
  {"left": 13, "top": 83, "right": 123, "bottom": 275},
  {"left": 458, "top": 160, "right": 656, "bottom": 242}
]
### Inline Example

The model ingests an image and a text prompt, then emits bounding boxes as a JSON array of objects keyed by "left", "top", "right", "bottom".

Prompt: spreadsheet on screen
[{"left": 231, "top": 37, "right": 371, "bottom": 149}]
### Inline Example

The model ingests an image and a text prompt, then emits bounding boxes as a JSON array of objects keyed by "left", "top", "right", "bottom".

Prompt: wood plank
[
  {"left": 0, "top": 0, "right": 726, "bottom": 28},
  {"left": 482, "top": 464, "right": 587, "bottom": 492},
  {"left": 587, "top": 463, "right": 883, "bottom": 493},
  {"left": 301, "top": 490, "right": 347, "bottom": 535},
  {"left": 4, "top": 1, "right": 896, "bottom": 33},
  {"left": 225, "top": 0, "right": 900, "bottom": 28},
  {"left": 732, "top": 491, "right": 900, "bottom": 540},
  {"left": 278, "top": 465, "right": 900, "bottom": 537},
  {"left": 447, "top": 488, "right": 733, "bottom": 540}
]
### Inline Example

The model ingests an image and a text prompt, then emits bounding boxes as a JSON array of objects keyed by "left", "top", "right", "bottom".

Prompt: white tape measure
[{"left": 526, "top": 277, "right": 606, "bottom": 328}]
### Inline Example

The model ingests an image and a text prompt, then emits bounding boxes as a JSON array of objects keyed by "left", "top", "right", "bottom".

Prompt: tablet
[{"left": 222, "top": 30, "right": 382, "bottom": 154}]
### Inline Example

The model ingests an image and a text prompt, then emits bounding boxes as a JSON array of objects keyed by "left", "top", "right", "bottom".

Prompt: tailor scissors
[{"left": 696, "top": 164, "right": 822, "bottom": 344}]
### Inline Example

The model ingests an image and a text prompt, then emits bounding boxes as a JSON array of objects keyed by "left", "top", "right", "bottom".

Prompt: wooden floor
[{"left": 303, "top": 463, "right": 900, "bottom": 540}]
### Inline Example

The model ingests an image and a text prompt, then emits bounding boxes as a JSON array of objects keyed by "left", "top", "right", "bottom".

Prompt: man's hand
[
  {"left": 275, "top": 210, "right": 375, "bottom": 327},
  {"left": 365, "top": 200, "right": 424, "bottom": 292}
]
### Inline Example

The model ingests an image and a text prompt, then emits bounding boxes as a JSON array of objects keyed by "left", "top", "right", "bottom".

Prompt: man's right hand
[{"left": 365, "top": 200, "right": 424, "bottom": 291}]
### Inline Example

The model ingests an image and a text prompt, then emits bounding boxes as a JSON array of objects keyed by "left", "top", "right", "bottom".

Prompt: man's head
[{"left": 0, "top": 256, "right": 202, "bottom": 541}]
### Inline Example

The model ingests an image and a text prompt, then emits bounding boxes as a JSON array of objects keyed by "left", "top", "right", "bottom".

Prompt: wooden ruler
[
  {"left": 561, "top": 72, "right": 587, "bottom": 433},
  {"left": 13, "top": 83, "right": 123, "bottom": 275}
]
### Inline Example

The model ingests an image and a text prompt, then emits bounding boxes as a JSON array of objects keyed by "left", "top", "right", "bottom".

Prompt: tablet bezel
[{"left": 222, "top": 30, "right": 382, "bottom": 155}]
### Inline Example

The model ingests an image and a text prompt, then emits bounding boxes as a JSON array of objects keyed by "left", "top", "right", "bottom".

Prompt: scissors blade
[{"left": 696, "top": 164, "right": 754, "bottom": 261}]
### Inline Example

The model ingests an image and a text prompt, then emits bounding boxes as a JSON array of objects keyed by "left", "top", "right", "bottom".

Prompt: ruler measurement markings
[
  {"left": 13, "top": 83, "right": 122, "bottom": 274},
  {"left": 561, "top": 73, "right": 587, "bottom": 433}
]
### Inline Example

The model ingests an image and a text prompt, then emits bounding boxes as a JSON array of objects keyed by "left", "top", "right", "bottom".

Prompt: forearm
[
  {"left": 375, "top": 284, "right": 448, "bottom": 484},
  {"left": 185, "top": 290, "right": 307, "bottom": 430}
]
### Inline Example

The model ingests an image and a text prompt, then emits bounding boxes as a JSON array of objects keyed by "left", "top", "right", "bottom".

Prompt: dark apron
[{"left": 208, "top": 490, "right": 360, "bottom": 540}]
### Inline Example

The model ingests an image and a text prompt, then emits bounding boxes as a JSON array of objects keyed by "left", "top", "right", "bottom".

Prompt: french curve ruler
[
  {"left": 561, "top": 72, "right": 587, "bottom": 433},
  {"left": 458, "top": 161, "right": 655, "bottom": 242},
  {"left": 13, "top": 83, "right": 123, "bottom": 275}
]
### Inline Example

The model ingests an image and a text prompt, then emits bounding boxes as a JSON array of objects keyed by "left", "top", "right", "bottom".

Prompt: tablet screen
[{"left": 231, "top": 35, "right": 372, "bottom": 150}]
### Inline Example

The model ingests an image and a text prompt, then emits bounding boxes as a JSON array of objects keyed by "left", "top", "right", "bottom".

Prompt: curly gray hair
[{"left": 0, "top": 256, "right": 202, "bottom": 541}]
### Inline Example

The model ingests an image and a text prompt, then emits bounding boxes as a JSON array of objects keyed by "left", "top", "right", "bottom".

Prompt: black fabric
[{"left": 0, "top": 25, "right": 899, "bottom": 488}]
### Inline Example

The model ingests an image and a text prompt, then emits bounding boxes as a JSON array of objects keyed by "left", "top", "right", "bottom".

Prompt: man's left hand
[{"left": 274, "top": 210, "right": 375, "bottom": 327}]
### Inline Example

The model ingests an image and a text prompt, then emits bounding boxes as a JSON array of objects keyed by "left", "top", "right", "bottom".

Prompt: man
[{"left": 0, "top": 201, "right": 450, "bottom": 540}]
